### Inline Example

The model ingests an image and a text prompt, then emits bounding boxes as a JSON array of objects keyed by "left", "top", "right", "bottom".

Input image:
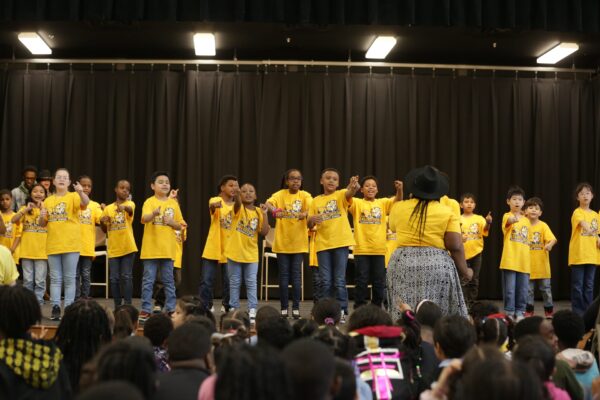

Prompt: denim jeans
[
  {"left": 528, "top": 279, "right": 553, "bottom": 308},
  {"left": 316, "top": 247, "right": 349, "bottom": 311},
  {"left": 48, "top": 252, "right": 80, "bottom": 308},
  {"left": 199, "top": 258, "right": 230, "bottom": 310},
  {"left": 109, "top": 253, "right": 135, "bottom": 309},
  {"left": 21, "top": 258, "right": 47, "bottom": 304},
  {"left": 141, "top": 259, "right": 176, "bottom": 313},
  {"left": 461, "top": 253, "right": 483, "bottom": 309},
  {"left": 311, "top": 266, "right": 321, "bottom": 303},
  {"left": 354, "top": 255, "right": 386, "bottom": 307},
  {"left": 227, "top": 259, "right": 258, "bottom": 310},
  {"left": 277, "top": 253, "right": 303, "bottom": 310},
  {"left": 571, "top": 264, "right": 597, "bottom": 315},
  {"left": 502, "top": 269, "right": 529, "bottom": 316},
  {"left": 76, "top": 256, "right": 93, "bottom": 299}
]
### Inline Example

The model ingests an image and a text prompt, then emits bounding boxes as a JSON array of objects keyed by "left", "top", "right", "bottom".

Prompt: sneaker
[
  {"left": 138, "top": 311, "right": 151, "bottom": 324},
  {"left": 220, "top": 305, "right": 226, "bottom": 313},
  {"left": 281, "top": 309, "right": 289, "bottom": 318},
  {"left": 340, "top": 310, "right": 347, "bottom": 325},
  {"left": 51, "top": 305, "right": 61, "bottom": 321},
  {"left": 524, "top": 310, "right": 535, "bottom": 318},
  {"left": 249, "top": 308, "right": 257, "bottom": 324},
  {"left": 209, "top": 306, "right": 215, "bottom": 313},
  {"left": 544, "top": 308, "right": 554, "bottom": 318},
  {"left": 292, "top": 309, "right": 301, "bottom": 320}
]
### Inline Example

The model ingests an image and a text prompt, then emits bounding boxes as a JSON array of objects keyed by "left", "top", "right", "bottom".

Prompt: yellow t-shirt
[
  {"left": 0, "top": 212, "right": 22, "bottom": 263},
  {"left": 202, "top": 196, "right": 235, "bottom": 263},
  {"left": 224, "top": 206, "right": 264, "bottom": 263},
  {"left": 529, "top": 220, "right": 557, "bottom": 280},
  {"left": 140, "top": 196, "right": 184, "bottom": 260},
  {"left": 174, "top": 224, "right": 187, "bottom": 269},
  {"left": 15, "top": 207, "right": 47, "bottom": 260},
  {"left": 568, "top": 208, "right": 600, "bottom": 266},
  {"left": 440, "top": 195, "right": 461, "bottom": 218},
  {"left": 349, "top": 197, "right": 394, "bottom": 255},
  {"left": 43, "top": 192, "right": 81, "bottom": 255},
  {"left": 389, "top": 199, "right": 461, "bottom": 250},
  {"left": 102, "top": 201, "right": 138, "bottom": 258},
  {"left": 308, "top": 189, "right": 355, "bottom": 252},
  {"left": 499, "top": 212, "right": 531, "bottom": 273},
  {"left": 79, "top": 201, "right": 102, "bottom": 257},
  {"left": 267, "top": 189, "right": 313, "bottom": 253},
  {"left": 460, "top": 214, "right": 489, "bottom": 260},
  {"left": 0, "top": 245, "right": 19, "bottom": 285}
]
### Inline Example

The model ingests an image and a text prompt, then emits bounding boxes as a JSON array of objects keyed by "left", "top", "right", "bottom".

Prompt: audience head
[
  {"left": 113, "top": 305, "right": 139, "bottom": 339},
  {"left": 283, "top": 339, "right": 336, "bottom": 400},
  {"left": 312, "top": 325, "right": 351, "bottom": 359},
  {"left": 167, "top": 322, "right": 211, "bottom": 363},
  {"left": 475, "top": 313, "right": 510, "bottom": 348},
  {"left": 415, "top": 300, "right": 442, "bottom": 330},
  {"left": 552, "top": 310, "right": 585, "bottom": 350},
  {"left": 0, "top": 285, "right": 41, "bottom": 339},
  {"left": 172, "top": 296, "right": 215, "bottom": 329},
  {"left": 513, "top": 335, "right": 556, "bottom": 383},
  {"left": 186, "top": 315, "right": 217, "bottom": 334},
  {"left": 347, "top": 304, "right": 393, "bottom": 332},
  {"left": 514, "top": 316, "right": 558, "bottom": 352},
  {"left": 256, "top": 316, "right": 293, "bottom": 350},
  {"left": 333, "top": 358, "right": 356, "bottom": 400},
  {"left": 312, "top": 298, "right": 341, "bottom": 326},
  {"left": 292, "top": 318, "right": 319, "bottom": 340},
  {"left": 143, "top": 313, "right": 173, "bottom": 348},
  {"left": 255, "top": 305, "right": 280, "bottom": 328},
  {"left": 433, "top": 316, "right": 476, "bottom": 360}
]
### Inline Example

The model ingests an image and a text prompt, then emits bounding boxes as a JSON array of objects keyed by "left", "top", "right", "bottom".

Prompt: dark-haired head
[
  {"left": 415, "top": 300, "right": 442, "bottom": 330},
  {"left": 22, "top": 165, "right": 38, "bottom": 177},
  {"left": 312, "top": 298, "right": 341, "bottom": 326},
  {"left": 460, "top": 192, "right": 476, "bottom": 203},
  {"left": 513, "top": 335, "right": 556, "bottom": 382},
  {"left": 150, "top": 171, "right": 170, "bottom": 184},
  {"left": 257, "top": 316, "right": 293, "bottom": 350},
  {"left": 552, "top": 309, "right": 585, "bottom": 350},
  {"left": 283, "top": 339, "right": 335, "bottom": 400},
  {"left": 433, "top": 316, "right": 476, "bottom": 359},
  {"left": 186, "top": 315, "right": 217, "bottom": 334},
  {"left": 143, "top": 313, "right": 173, "bottom": 347},
  {"left": 281, "top": 169, "right": 303, "bottom": 191},
  {"left": 347, "top": 304, "right": 393, "bottom": 332},
  {"left": 293, "top": 318, "right": 319, "bottom": 340},
  {"left": 217, "top": 175, "right": 238, "bottom": 194},
  {"left": 168, "top": 322, "right": 211, "bottom": 362},
  {"left": 25, "top": 183, "right": 47, "bottom": 207},
  {"left": 0, "top": 285, "right": 41, "bottom": 338},
  {"left": 506, "top": 185, "right": 525, "bottom": 200},
  {"left": 524, "top": 197, "right": 544, "bottom": 212},
  {"left": 312, "top": 325, "right": 351, "bottom": 359},
  {"left": 333, "top": 358, "right": 357, "bottom": 400},
  {"left": 255, "top": 306, "right": 280, "bottom": 327},
  {"left": 113, "top": 305, "right": 139, "bottom": 339}
]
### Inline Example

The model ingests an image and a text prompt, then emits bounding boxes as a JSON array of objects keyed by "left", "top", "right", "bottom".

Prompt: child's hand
[
  {"left": 100, "top": 203, "right": 106, "bottom": 210},
  {"left": 210, "top": 200, "right": 222, "bottom": 209},
  {"left": 394, "top": 180, "right": 403, "bottom": 192},
  {"left": 152, "top": 207, "right": 161, "bottom": 217},
  {"left": 545, "top": 243, "right": 554, "bottom": 252},
  {"left": 297, "top": 211, "right": 308, "bottom": 220},
  {"left": 181, "top": 221, "right": 188, "bottom": 229},
  {"left": 25, "top": 202, "right": 35, "bottom": 212},
  {"left": 40, "top": 207, "right": 48, "bottom": 218},
  {"left": 309, "top": 214, "right": 323, "bottom": 225},
  {"left": 169, "top": 189, "right": 179, "bottom": 200},
  {"left": 163, "top": 215, "right": 174, "bottom": 226},
  {"left": 259, "top": 204, "right": 269, "bottom": 214},
  {"left": 100, "top": 215, "right": 110, "bottom": 224},
  {"left": 73, "top": 181, "right": 84, "bottom": 193},
  {"left": 349, "top": 175, "right": 360, "bottom": 191},
  {"left": 486, "top": 212, "right": 493, "bottom": 224}
]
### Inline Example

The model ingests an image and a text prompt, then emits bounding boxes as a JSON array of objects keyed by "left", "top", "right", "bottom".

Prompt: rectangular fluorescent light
[
  {"left": 537, "top": 43, "right": 579, "bottom": 64},
  {"left": 18, "top": 32, "right": 52, "bottom": 55},
  {"left": 193, "top": 33, "right": 215, "bottom": 56},
  {"left": 366, "top": 36, "right": 397, "bottom": 59}
]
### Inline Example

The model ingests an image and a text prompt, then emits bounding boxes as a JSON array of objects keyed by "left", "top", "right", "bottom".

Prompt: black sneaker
[{"left": 51, "top": 305, "right": 61, "bottom": 321}]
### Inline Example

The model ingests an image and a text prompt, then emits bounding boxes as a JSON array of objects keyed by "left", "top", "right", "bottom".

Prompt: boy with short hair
[
  {"left": 459, "top": 193, "right": 492, "bottom": 309},
  {"left": 139, "top": 171, "right": 184, "bottom": 323},
  {"left": 524, "top": 197, "right": 557, "bottom": 318},
  {"left": 500, "top": 186, "right": 531, "bottom": 320}
]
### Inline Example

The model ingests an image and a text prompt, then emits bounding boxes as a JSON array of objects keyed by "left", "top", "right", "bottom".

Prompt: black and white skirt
[{"left": 386, "top": 246, "right": 468, "bottom": 321}]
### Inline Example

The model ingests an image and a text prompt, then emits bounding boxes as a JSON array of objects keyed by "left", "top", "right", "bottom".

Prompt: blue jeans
[
  {"left": 317, "top": 247, "right": 349, "bottom": 311},
  {"left": 109, "top": 253, "right": 135, "bottom": 309},
  {"left": 76, "top": 256, "right": 93, "bottom": 299},
  {"left": 227, "top": 259, "right": 258, "bottom": 310},
  {"left": 277, "top": 253, "right": 303, "bottom": 310},
  {"left": 199, "top": 258, "right": 230, "bottom": 310},
  {"left": 528, "top": 279, "right": 553, "bottom": 308},
  {"left": 48, "top": 252, "right": 80, "bottom": 308},
  {"left": 141, "top": 259, "right": 176, "bottom": 313},
  {"left": 21, "top": 259, "right": 47, "bottom": 304},
  {"left": 502, "top": 269, "right": 529, "bottom": 316},
  {"left": 311, "top": 266, "right": 321, "bottom": 303},
  {"left": 571, "top": 264, "right": 597, "bottom": 315}
]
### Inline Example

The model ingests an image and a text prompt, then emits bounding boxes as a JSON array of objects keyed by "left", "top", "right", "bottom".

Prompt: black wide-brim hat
[{"left": 404, "top": 165, "right": 449, "bottom": 200}]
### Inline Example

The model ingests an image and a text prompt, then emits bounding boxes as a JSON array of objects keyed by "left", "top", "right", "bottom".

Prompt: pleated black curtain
[{"left": 1, "top": 69, "right": 599, "bottom": 300}]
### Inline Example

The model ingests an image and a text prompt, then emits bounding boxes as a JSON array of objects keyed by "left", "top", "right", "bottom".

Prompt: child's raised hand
[
  {"left": 544, "top": 243, "right": 554, "bottom": 252},
  {"left": 169, "top": 189, "right": 179, "bottom": 200},
  {"left": 152, "top": 206, "right": 161, "bottom": 217},
  {"left": 309, "top": 214, "right": 323, "bottom": 225},
  {"left": 210, "top": 200, "right": 222, "bottom": 209},
  {"left": 40, "top": 206, "right": 48, "bottom": 218},
  {"left": 25, "top": 202, "right": 35, "bottom": 212},
  {"left": 349, "top": 175, "right": 360, "bottom": 190},
  {"left": 485, "top": 212, "right": 493, "bottom": 224},
  {"left": 100, "top": 215, "right": 110, "bottom": 224},
  {"left": 259, "top": 203, "right": 269, "bottom": 214},
  {"left": 117, "top": 204, "right": 126, "bottom": 212},
  {"left": 100, "top": 203, "right": 106, "bottom": 210},
  {"left": 394, "top": 180, "right": 403, "bottom": 192},
  {"left": 73, "top": 181, "right": 84, "bottom": 193}
]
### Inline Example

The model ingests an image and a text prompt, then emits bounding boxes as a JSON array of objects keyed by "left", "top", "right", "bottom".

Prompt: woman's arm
[{"left": 445, "top": 231, "right": 472, "bottom": 281}]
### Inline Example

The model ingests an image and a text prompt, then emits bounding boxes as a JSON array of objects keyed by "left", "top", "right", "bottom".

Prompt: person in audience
[
  {"left": 171, "top": 296, "right": 216, "bottom": 329},
  {"left": 333, "top": 358, "right": 357, "bottom": 400},
  {"left": 292, "top": 318, "right": 319, "bottom": 340},
  {"left": 113, "top": 304, "right": 139, "bottom": 339},
  {"left": 312, "top": 297, "right": 342, "bottom": 327},
  {"left": 283, "top": 339, "right": 336, "bottom": 400},
  {"left": 143, "top": 313, "right": 174, "bottom": 373},
  {"left": 415, "top": 300, "right": 442, "bottom": 345},
  {"left": 432, "top": 315, "right": 476, "bottom": 382}
]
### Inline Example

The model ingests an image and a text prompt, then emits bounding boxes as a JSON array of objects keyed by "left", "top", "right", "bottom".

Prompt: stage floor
[{"left": 38, "top": 298, "right": 574, "bottom": 327}]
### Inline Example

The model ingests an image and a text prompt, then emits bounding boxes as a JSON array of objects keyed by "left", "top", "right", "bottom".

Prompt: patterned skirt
[{"left": 386, "top": 246, "right": 468, "bottom": 321}]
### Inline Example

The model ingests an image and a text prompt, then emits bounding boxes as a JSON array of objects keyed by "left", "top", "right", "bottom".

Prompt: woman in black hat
[{"left": 386, "top": 166, "right": 472, "bottom": 320}]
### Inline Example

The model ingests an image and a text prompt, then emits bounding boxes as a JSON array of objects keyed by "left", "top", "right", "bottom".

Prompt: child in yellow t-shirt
[
  {"left": 224, "top": 183, "right": 270, "bottom": 322},
  {"left": 76, "top": 175, "right": 102, "bottom": 300},
  {"left": 11, "top": 183, "right": 47, "bottom": 304},
  {"left": 200, "top": 175, "right": 239, "bottom": 313},
  {"left": 100, "top": 179, "right": 138, "bottom": 309},
  {"left": 459, "top": 193, "right": 492, "bottom": 309},
  {"left": 568, "top": 183, "right": 600, "bottom": 315},
  {"left": 0, "top": 190, "right": 22, "bottom": 264},
  {"left": 169, "top": 187, "right": 187, "bottom": 289},
  {"left": 39, "top": 168, "right": 90, "bottom": 320},
  {"left": 348, "top": 176, "right": 402, "bottom": 309},
  {"left": 139, "top": 171, "right": 184, "bottom": 322},
  {"left": 523, "top": 197, "right": 557, "bottom": 318},
  {"left": 308, "top": 169, "right": 360, "bottom": 321},
  {"left": 499, "top": 186, "right": 531, "bottom": 319},
  {"left": 266, "top": 169, "right": 313, "bottom": 318}
]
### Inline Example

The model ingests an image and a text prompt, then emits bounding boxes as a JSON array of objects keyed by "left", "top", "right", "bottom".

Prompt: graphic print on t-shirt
[
  {"left": 358, "top": 206, "right": 382, "bottom": 225},
  {"left": 510, "top": 225, "right": 529, "bottom": 244},
  {"left": 318, "top": 200, "right": 341, "bottom": 221},
  {"left": 48, "top": 202, "right": 68, "bottom": 222}
]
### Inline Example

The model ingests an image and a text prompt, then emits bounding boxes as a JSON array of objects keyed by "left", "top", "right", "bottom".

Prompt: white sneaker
[
  {"left": 209, "top": 306, "right": 215, "bottom": 313},
  {"left": 249, "top": 308, "right": 257, "bottom": 323},
  {"left": 281, "top": 309, "right": 289, "bottom": 318},
  {"left": 292, "top": 309, "right": 300, "bottom": 319},
  {"left": 220, "top": 305, "right": 226, "bottom": 313},
  {"left": 340, "top": 310, "right": 347, "bottom": 324}
]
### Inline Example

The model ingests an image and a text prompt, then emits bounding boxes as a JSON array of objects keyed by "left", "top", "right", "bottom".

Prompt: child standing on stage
[
  {"left": 39, "top": 168, "right": 89, "bottom": 320},
  {"left": 523, "top": 197, "right": 557, "bottom": 317},
  {"left": 100, "top": 179, "right": 138, "bottom": 309},
  {"left": 499, "top": 186, "right": 531, "bottom": 320},
  {"left": 459, "top": 193, "right": 492, "bottom": 309},
  {"left": 76, "top": 175, "right": 102, "bottom": 299},
  {"left": 11, "top": 183, "right": 47, "bottom": 304},
  {"left": 139, "top": 171, "right": 184, "bottom": 322},
  {"left": 170, "top": 189, "right": 187, "bottom": 289},
  {"left": 308, "top": 169, "right": 360, "bottom": 322},
  {"left": 348, "top": 176, "right": 402, "bottom": 309},
  {"left": 0, "top": 190, "right": 21, "bottom": 264},
  {"left": 568, "top": 183, "right": 600, "bottom": 315},
  {"left": 224, "top": 183, "right": 269, "bottom": 323},
  {"left": 266, "top": 169, "right": 312, "bottom": 318},
  {"left": 200, "top": 175, "right": 238, "bottom": 312}
]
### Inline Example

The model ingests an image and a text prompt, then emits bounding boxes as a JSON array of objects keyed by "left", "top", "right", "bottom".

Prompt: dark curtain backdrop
[
  {"left": 1, "top": 69, "right": 599, "bottom": 300},
  {"left": 2, "top": 0, "right": 600, "bottom": 32}
]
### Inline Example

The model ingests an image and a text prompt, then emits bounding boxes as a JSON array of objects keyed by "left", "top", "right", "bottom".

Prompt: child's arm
[
  {"left": 483, "top": 212, "right": 493, "bottom": 234},
  {"left": 117, "top": 203, "right": 134, "bottom": 217},
  {"left": 73, "top": 181, "right": 90, "bottom": 208},
  {"left": 0, "top": 217, "right": 5, "bottom": 235},
  {"left": 12, "top": 204, "right": 34, "bottom": 223},
  {"left": 505, "top": 213, "right": 519, "bottom": 228},
  {"left": 141, "top": 207, "right": 161, "bottom": 223},
  {"left": 345, "top": 175, "right": 361, "bottom": 200},
  {"left": 545, "top": 239, "right": 557, "bottom": 252},
  {"left": 444, "top": 232, "right": 472, "bottom": 281},
  {"left": 209, "top": 199, "right": 223, "bottom": 214},
  {"left": 10, "top": 237, "right": 20, "bottom": 254},
  {"left": 233, "top": 189, "right": 242, "bottom": 214},
  {"left": 38, "top": 205, "right": 48, "bottom": 227},
  {"left": 393, "top": 180, "right": 403, "bottom": 202},
  {"left": 162, "top": 215, "right": 182, "bottom": 231},
  {"left": 259, "top": 204, "right": 270, "bottom": 236},
  {"left": 579, "top": 220, "right": 594, "bottom": 235}
]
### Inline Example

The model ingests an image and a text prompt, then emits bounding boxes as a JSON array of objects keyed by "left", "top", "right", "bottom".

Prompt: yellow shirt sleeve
[{"left": 0, "top": 245, "right": 19, "bottom": 284}]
